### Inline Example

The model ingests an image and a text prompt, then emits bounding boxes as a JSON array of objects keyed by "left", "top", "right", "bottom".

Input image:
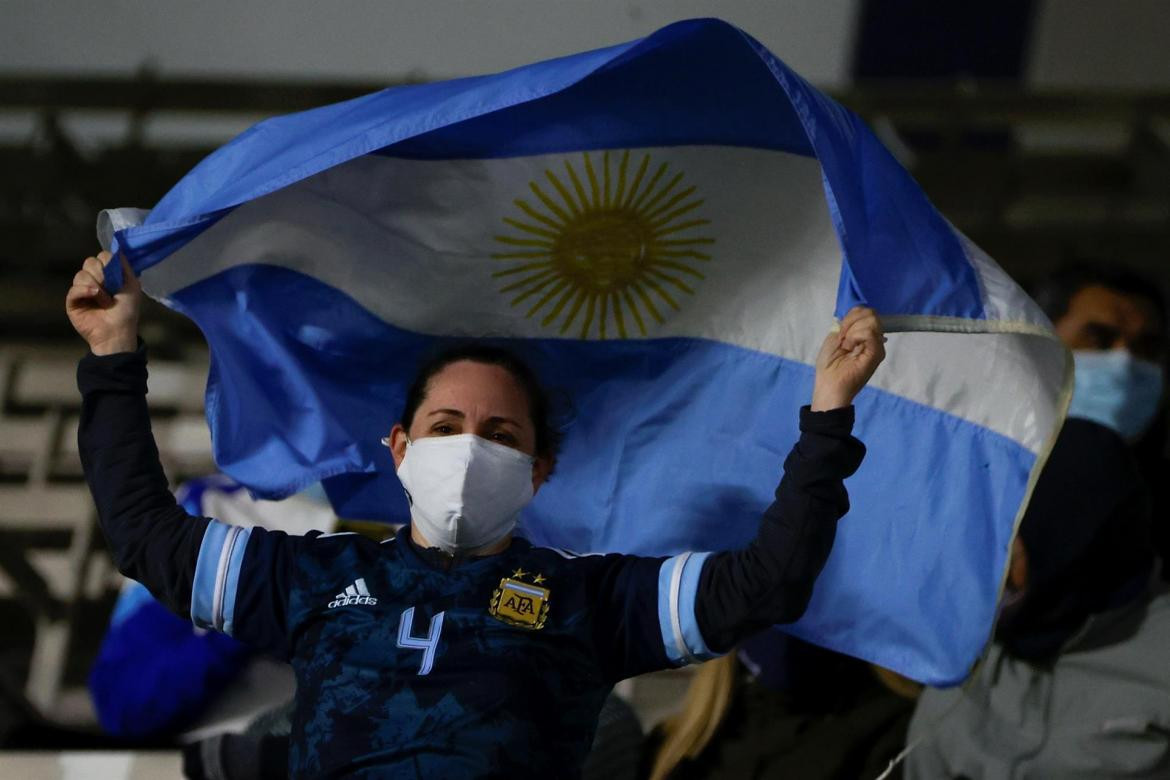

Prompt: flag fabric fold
[{"left": 98, "top": 17, "right": 1069, "bottom": 685}]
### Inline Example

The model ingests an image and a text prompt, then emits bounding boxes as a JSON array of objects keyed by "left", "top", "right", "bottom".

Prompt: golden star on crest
[
  {"left": 533, "top": 573, "right": 546, "bottom": 585},
  {"left": 511, "top": 568, "right": 528, "bottom": 580}
]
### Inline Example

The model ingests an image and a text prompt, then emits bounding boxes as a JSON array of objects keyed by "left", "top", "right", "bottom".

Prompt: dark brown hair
[
  {"left": 400, "top": 343, "right": 563, "bottom": 462},
  {"left": 1031, "top": 262, "right": 1166, "bottom": 336}
]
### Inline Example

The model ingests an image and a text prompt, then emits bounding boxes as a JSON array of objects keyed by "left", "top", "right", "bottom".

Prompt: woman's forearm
[{"left": 78, "top": 344, "right": 208, "bottom": 617}]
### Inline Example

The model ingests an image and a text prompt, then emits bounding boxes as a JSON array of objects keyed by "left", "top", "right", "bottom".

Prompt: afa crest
[{"left": 489, "top": 569, "right": 550, "bottom": 629}]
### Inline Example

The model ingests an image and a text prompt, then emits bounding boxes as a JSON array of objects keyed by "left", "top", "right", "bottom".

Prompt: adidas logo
[{"left": 328, "top": 578, "right": 378, "bottom": 608}]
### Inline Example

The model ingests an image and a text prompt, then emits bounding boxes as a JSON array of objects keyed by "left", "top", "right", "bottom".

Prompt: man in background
[{"left": 1034, "top": 264, "right": 1169, "bottom": 578}]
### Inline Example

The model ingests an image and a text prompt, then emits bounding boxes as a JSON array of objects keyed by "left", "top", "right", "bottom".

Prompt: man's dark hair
[
  {"left": 1030, "top": 262, "right": 1167, "bottom": 330},
  {"left": 400, "top": 343, "right": 563, "bottom": 462}
]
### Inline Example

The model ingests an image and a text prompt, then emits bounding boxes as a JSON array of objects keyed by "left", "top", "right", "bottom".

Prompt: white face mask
[{"left": 392, "top": 434, "right": 535, "bottom": 554}]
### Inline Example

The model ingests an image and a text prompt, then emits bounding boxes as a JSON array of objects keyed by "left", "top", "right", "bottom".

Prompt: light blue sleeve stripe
[
  {"left": 656, "top": 555, "right": 685, "bottom": 665},
  {"left": 220, "top": 527, "right": 252, "bottom": 637},
  {"left": 192, "top": 520, "right": 229, "bottom": 629},
  {"left": 677, "top": 551, "right": 717, "bottom": 661},
  {"left": 656, "top": 552, "right": 719, "bottom": 666}
]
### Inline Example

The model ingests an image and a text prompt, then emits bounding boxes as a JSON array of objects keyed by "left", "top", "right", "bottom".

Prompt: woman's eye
[
  {"left": 433, "top": 424, "right": 455, "bottom": 435},
  {"left": 491, "top": 431, "right": 516, "bottom": 444}
]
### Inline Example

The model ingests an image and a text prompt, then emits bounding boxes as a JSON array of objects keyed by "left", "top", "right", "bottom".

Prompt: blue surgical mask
[{"left": 1068, "top": 350, "right": 1164, "bottom": 441}]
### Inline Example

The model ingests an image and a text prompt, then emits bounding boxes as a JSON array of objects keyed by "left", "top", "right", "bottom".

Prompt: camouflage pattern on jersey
[{"left": 279, "top": 529, "right": 664, "bottom": 778}]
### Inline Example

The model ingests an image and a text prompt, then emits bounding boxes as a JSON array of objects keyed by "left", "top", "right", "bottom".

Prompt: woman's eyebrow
[{"left": 427, "top": 409, "right": 521, "bottom": 427}]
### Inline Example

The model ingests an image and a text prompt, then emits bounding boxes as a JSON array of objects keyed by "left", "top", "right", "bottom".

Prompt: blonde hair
[
  {"left": 648, "top": 653, "right": 738, "bottom": 780},
  {"left": 871, "top": 664, "right": 922, "bottom": 700}
]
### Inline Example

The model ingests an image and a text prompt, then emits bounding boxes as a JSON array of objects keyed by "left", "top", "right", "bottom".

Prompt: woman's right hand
[{"left": 66, "top": 250, "right": 142, "bottom": 355}]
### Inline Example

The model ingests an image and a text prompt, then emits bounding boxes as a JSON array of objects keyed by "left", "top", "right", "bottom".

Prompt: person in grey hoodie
[{"left": 906, "top": 264, "right": 1169, "bottom": 779}]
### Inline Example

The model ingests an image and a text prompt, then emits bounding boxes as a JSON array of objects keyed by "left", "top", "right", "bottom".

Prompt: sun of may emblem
[{"left": 491, "top": 150, "right": 715, "bottom": 339}]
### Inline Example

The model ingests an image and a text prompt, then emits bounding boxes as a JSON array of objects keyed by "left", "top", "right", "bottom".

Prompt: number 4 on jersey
[{"left": 397, "top": 607, "right": 445, "bottom": 675}]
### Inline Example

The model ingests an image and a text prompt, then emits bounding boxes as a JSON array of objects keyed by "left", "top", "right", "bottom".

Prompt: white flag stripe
[
  {"left": 138, "top": 146, "right": 1060, "bottom": 452},
  {"left": 142, "top": 147, "right": 840, "bottom": 361},
  {"left": 345, "top": 584, "right": 357, "bottom": 598},
  {"left": 355, "top": 578, "right": 370, "bottom": 597}
]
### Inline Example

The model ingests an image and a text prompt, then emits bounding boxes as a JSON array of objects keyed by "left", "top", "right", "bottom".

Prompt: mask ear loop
[{"left": 383, "top": 435, "right": 413, "bottom": 505}]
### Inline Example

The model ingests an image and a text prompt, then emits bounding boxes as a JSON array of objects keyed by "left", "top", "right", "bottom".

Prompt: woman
[{"left": 67, "top": 250, "right": 885, "bottom": 778}]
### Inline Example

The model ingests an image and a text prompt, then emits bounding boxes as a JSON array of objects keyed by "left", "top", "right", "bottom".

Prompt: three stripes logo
[{"left": 328, "top": 577, "right": 378, "bottom": 608}]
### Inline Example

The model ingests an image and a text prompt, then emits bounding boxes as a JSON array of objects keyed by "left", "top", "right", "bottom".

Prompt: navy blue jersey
[
  {"left": 192, "top": 524, "right": 714, "bottom": 776},
  {"left": 78, "top": 347, "right": 864, "bottom": 779}
]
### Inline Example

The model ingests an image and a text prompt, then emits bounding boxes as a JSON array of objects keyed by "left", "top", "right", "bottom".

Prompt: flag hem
[
  {"left": 968, "top": 345, "right": 1074, "bottom": 684},
  {"left": 878, "top": 314, "right": 1057, "bottom": 339}
]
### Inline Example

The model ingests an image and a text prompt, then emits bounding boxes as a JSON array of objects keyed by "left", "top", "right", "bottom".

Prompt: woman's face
[{"left": 388, "top": 360, "right": 552, "bottom": 492}]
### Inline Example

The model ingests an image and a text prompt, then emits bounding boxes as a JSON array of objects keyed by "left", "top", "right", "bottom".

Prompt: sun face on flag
[{"left": 491, "top": 150, "right": 715, "bottom": 339}]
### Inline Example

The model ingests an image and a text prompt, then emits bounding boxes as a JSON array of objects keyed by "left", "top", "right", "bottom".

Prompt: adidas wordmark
[{"left": 328, "top": 577, "right": 378, "bottom": 608}]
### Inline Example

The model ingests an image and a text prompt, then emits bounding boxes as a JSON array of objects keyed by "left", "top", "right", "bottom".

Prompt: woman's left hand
[{"left": 811, "top": 306, "right": 886, "bottom": 411}]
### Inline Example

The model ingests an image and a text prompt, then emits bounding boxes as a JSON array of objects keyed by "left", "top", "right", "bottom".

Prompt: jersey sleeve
[
  {"left": 656, "top": 551, "right": 723, "bottom": 666},
  {"left": 581, "top": 551, "right": 718, "bottom": 682},
  {"left": 78, "top": 344, "right": 317, "bottom": 661},
  {"left": 78, "top": 345, "right": 209, "bottom": 619},
  {"left": 191, "top": 523, "right": 309, "bottom": 659}
]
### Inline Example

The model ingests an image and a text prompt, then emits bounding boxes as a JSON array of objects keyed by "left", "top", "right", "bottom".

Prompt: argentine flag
[{"left": 98, "top": 19, "right": 1069, "bottom": 685}]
